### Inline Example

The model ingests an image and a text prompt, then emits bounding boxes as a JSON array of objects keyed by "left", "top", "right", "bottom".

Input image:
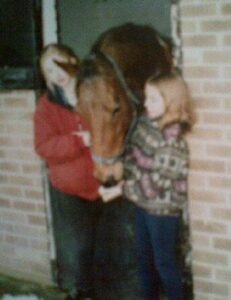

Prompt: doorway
[{"left": 43, "top": 1, "right": 192, "bottom": 299}]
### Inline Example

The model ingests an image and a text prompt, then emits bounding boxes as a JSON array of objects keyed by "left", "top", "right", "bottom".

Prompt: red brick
[
  {"left": 193, "top": 96, "right": 223, "bottom": 110},
  {"left": 192, "top": 234, "right": 211, "bottom": 248},
  {"left": 203, "top": 113, "right": 231, "bottom": 126},
  {"left": 8, "top": 175, "right": 35, "bottom": 187},
  {"left": 190, "top": 203, "right": 209, "bottom": 219},
  {"left": 0, "top": 162, "right": 21, "bottom": 172},
  {"left": 181, "top": 20, "right": 197, "bottom": 33},
  {"left": 188, "top": 173, "right": 206, "bottom": 187},
  {"left": 27, "top": 215, "right": 47, "bottom": 227},
  {"left": 191, "top": 127, "right": 224, "bottom": 140},
  {"left": 208, "top": 176, "right": 231, "bottom": 189},
  {"left": 202, "top": 81, "right": 231, "bottom": 93},
  {"left": 184, "top": 67, "right": 219, "bottom": 79},
  {"left": 194, "top": 279, "right": 228, "bottom": 296},
  {"left": 0, "top": 222, "right": 13, "bottom": 232},
  {"left": 223, "top": 98, "right": 231, "bottom": 110},
  {"left": 36, "top": 203, "right": 46, "bottom": 213},
  {"left": 0, "top": 186, "right": 23, "bottom": 197},
  {"left": 193, "top": 249, "right": 228, "bottom": 266},
  {"left": 215, "top": 269, "right": 231, "bottom": 282},
  {"left": 3, "top": 98, "right": 32, "bottom": 109},
  {"left": 22, "top": 163, "right": 41, "bottom": 174},
  {"left": 181, "top": 4, "right": 217, "bottom": 17},
  {"left": 191, "top": 159, "right": 225, "bottom": 173},
  {"left": 5, "top": 234, "right": 29, "bottom": 248},
  {"left": 12, "top": 225, "right": 41, "bottom": 238},
  {"left": 24, "top": 189, "right": 44, "bottom": 201},
  {"left": 183, "top": 35, "right": 217, "bottom": 47},
  {"left": 202, "top": 20, "right": 231, "bottom": 32},
  {"left": 211, "top": 208, "right": 231, "bottom": 221},
  {"left": 191, "top": 219, "right": 227, "bottom": 235},
  {"left": 12, "top": 201, "right": 36, "bottom": 212},
  {"left": 214, "top": 238, "right": 231, "bottom": 252},
  {"left": 221, "top": 3, "right": 231, "bottom": 14},
  {"left": 193, "top": 294, "right": 209, "bottom": 300},
  {"left": 206, "top": 144, "right": 231, "bottom": 157},
  {"left": 0, "top": 198, "right": 11, "bottom": 208},
  {"left": 193, "top": 264, "right": 212, "bottom": 278},
  {"left": 5, "top": 124, "right": 32, "bottom": 135},
  {"left": 187, "top": 140, "right": 206, "bottom": 157},
  {"left": 0, "top": 211, "right": 26, "bottom": 224},
  {"left": 30, "top": 239, "right": 48, "bottom": 251},
  {"left": 223, "top": 34, "right": 231, "bottom": 46},
  {"left": 190, "top": 189, "right": 223, "bottom": 204}
]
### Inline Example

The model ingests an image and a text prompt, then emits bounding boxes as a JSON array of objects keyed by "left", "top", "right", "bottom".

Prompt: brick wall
[
  {"left": 0, "top": 91, "right": 52, "bottom": 284},
  {"left": 180, "top": 1, "right": 231, "bottom": 299}
]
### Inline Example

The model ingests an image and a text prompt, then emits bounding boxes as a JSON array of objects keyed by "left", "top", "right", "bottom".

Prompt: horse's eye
[{"left": 112, "top": 107, "right": 120, "bottom": 116}]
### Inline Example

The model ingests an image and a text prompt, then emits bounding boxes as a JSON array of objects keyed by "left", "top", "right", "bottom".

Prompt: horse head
[
  {"left": 77, "top": 53, "right": 135, "bottom": 184},
  {"left": 77, "top": 23, "right": 173, "bottom": 184}
]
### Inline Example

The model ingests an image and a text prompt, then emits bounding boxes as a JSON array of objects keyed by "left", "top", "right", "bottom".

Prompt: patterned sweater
[{"left": 123, "top": 116, "right": 189, "bottom": 216}]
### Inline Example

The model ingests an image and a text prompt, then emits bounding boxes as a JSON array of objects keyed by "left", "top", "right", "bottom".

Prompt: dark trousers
[
  {"left": 49, "top": 183, "right": 102, "bottom": 296},
  {"left": 136, "top": 207, "right": 183, "bottom": 300}
]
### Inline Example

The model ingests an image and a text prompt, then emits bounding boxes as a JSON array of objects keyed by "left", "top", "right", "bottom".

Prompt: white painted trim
[{"left": 42, "top": 0, "right": 58, "bottom": 45}]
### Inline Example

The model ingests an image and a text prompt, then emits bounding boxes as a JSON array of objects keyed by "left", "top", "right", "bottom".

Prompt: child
[
  {"left": 100, "top": 69, "right": 195, "bottom": 299},
  {"left": 34, "top": 44, "right": 101, "bottom": 300}
]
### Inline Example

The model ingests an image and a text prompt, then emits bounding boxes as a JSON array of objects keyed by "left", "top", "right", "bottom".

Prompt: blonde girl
[{"left": 122, "top": 69, "right": 195, "bottom": 300}]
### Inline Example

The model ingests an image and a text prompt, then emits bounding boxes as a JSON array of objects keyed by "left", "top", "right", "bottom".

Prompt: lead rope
[{"left": 103, "top": 53, "right": 139, "bottom": 149}]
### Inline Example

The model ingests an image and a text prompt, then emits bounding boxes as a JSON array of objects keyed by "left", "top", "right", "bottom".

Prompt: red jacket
[{"left": 34, "top": 94, "right": 100, "bottom": 200}]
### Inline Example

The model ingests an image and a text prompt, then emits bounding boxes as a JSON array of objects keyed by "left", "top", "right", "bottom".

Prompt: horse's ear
[{"left": 54, "top": 60, "right": 79, "bottom": 76}]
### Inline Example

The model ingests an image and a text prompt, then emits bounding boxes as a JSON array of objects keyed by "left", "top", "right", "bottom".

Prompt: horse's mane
[
  {"left": 92, "top": 22, "right": 173, "bottom": 56},
  {"left": 90, "top": 23, "right": 173, "bottom": 105}
]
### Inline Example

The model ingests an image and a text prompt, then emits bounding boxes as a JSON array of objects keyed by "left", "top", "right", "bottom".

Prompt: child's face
[
  {"left": 144, "top": 84, "right": 165, "bottom": 120},
  {"left": 42, "top": 53, "right": 73, "bottom": 89}
]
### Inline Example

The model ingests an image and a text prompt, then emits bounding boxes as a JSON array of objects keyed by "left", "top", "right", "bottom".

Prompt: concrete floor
[{"left": 0, "top": 274, "right": 65, "bottom": 300}]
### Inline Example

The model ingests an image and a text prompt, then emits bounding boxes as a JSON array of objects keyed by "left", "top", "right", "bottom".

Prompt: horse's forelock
[{"left": 77, "top": 53, "right": 116, "bottom": 95}]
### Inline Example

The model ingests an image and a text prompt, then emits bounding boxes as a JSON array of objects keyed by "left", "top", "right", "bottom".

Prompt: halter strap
[
  {"left": 92, "top": 152, "right": 124, "bottom": 166},
  {"left": 104, "top": 54, "right": 140, "bottom": 107},
  {"left": 91, "top": 53, "right": 139, "bottom": 165}
]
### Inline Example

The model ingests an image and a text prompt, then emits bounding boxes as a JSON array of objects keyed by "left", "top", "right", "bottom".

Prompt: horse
[
  {"left": 76, "top": 24, "right": 194, "bottom": 299},
  {"left": 77, "top": 23, "right": 173, "bottom": 184}
]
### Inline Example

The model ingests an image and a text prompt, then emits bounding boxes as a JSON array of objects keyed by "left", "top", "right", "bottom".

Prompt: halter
[
  {"left": 91, "top": 53, "right": 140, "bottom": 165},
  {"left": 92, "top": 152, "right": 124, "bottom": 166}
]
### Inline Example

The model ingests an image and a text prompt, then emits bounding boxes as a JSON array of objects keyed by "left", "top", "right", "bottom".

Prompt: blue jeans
[
  {"left": 49, "top": 183, "right": 102, "bottom": 296},
  {"left": 136, "top": 207, "right": 183, "bottom": 300}
]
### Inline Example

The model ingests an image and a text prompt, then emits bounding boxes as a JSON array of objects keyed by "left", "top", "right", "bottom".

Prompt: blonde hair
[
  {"left": 40, "top": 43, "right": 80, "bottom": 78},
  {"left": 146, "top": 69, "right": 195, "bottom": 133}
]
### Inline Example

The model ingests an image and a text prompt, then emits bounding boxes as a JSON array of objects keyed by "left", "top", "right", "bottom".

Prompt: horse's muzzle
[
  {"left": 94, "top": 161, "right": 124, "bottom": 184},
  {"left": 103, "top": 176, "right": 118, "bottom": 188}
]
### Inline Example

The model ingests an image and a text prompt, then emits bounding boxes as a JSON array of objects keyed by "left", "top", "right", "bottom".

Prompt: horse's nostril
[{"left": 103, "top": 175, "right": 117, "bottom": 188}]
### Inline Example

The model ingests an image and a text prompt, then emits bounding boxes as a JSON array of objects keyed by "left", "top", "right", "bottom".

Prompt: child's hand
[
  {"left": 99, "top": 183, "right": 123, "bottom": 203},
  {"left": 73, "top": 131, "right": 91, "bottom": 147}
]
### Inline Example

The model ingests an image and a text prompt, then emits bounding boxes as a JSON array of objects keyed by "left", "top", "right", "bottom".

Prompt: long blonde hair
[{"left": 146, "top": 69, "right": 195, "bottom": 133}]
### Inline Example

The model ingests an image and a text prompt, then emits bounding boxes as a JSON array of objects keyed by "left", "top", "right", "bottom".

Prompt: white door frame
[{"left": 41, "top": 0, "right": 58, "bottom": 45}]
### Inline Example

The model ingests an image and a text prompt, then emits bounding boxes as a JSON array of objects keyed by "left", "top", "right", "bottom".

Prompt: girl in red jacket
[{"left": 34, "top": 44, "right": 101, "bottom": 300}]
